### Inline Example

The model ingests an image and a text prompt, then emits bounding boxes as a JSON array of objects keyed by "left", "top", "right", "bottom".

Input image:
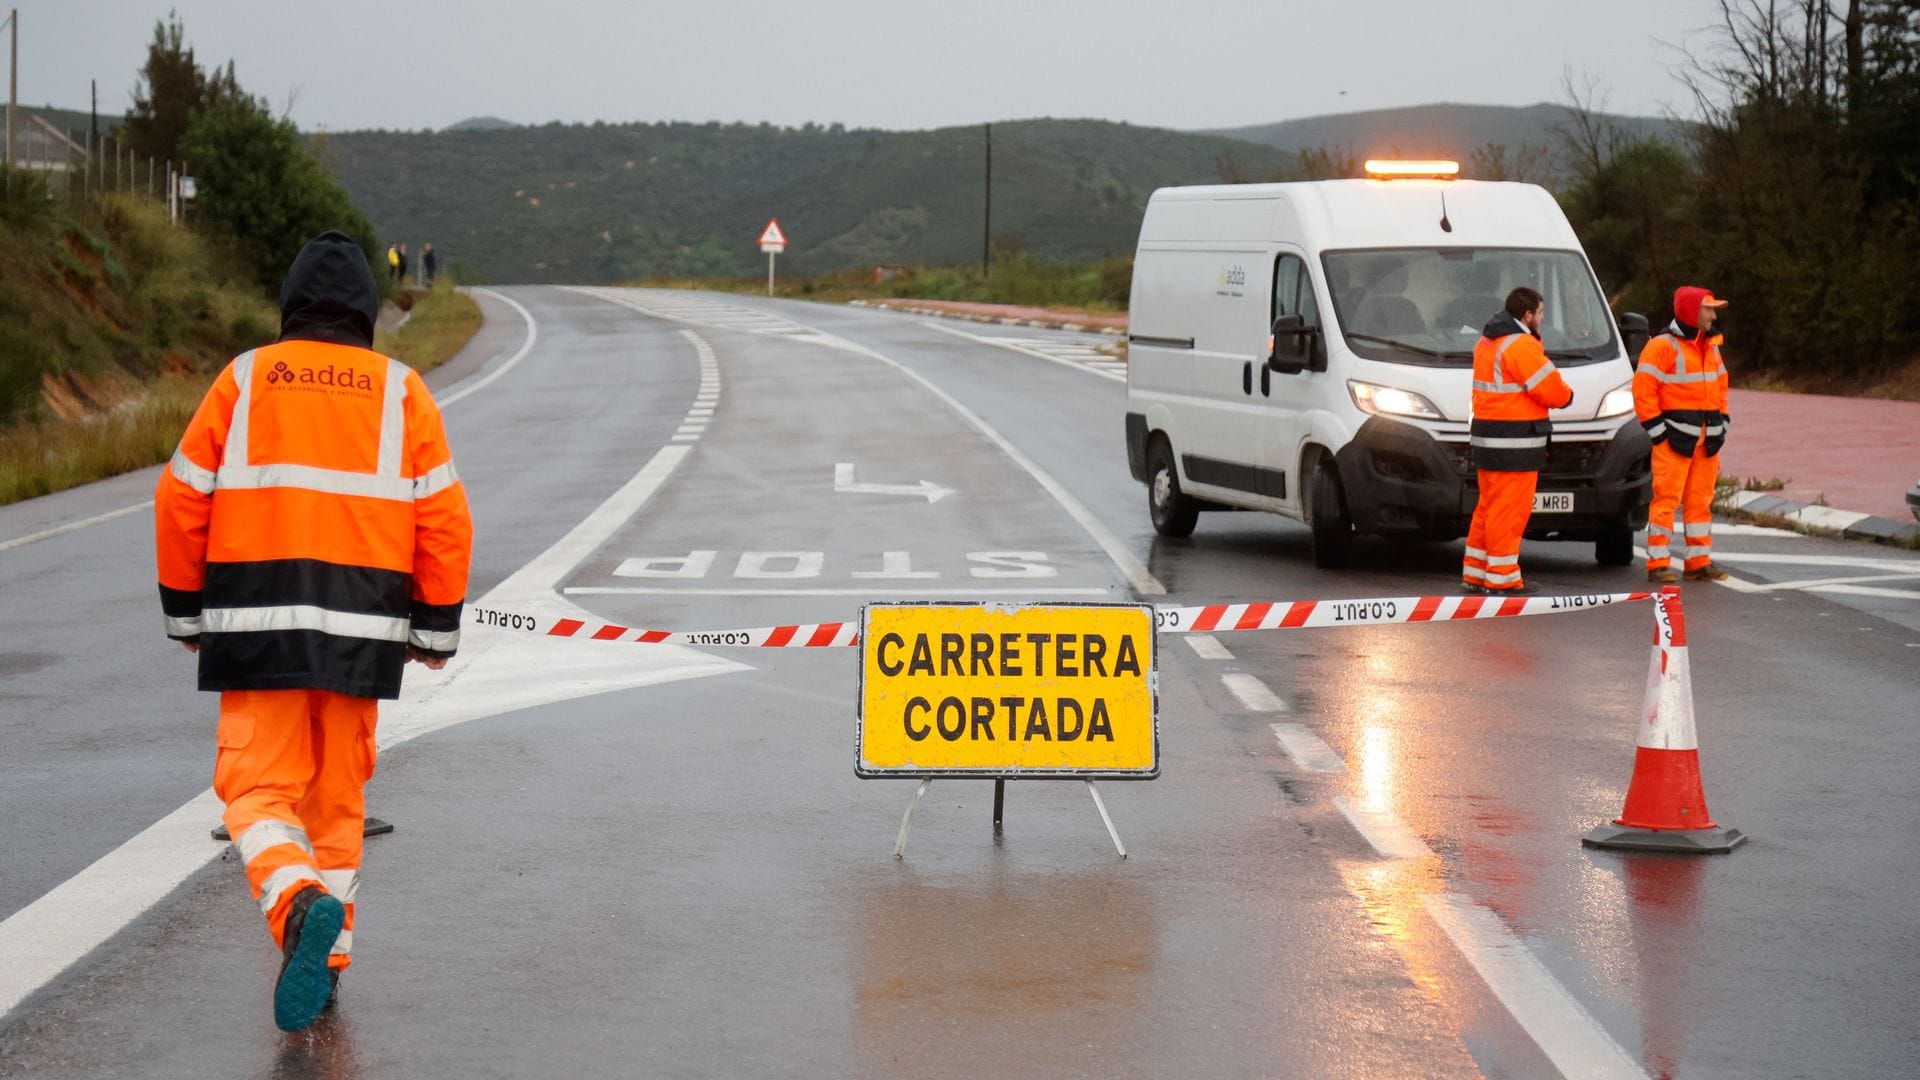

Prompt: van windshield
[{"left": 1321, "top": 248, "right": 1616, "bottom": 367}]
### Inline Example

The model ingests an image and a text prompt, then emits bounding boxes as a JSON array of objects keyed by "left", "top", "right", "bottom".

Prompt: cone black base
[{"left": 1582, "top": 823, "right": 1747, "bottom": 854}]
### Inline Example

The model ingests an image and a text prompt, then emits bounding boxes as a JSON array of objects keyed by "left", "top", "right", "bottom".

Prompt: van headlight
[
  {"left": 1347, "top": 380, "right": 1444, "bottom": 420},
  {"left": 1597, "top": 384, "right": 1635, "bottom": 418}
]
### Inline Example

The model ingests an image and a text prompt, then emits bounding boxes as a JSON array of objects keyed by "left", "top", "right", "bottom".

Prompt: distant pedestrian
[
  {"left": 397, "top": 243, "right": 411, "bottom": 285},
  {"left": 422, "top": 243, "right": 437, "bottom": 286},
  {"left": 154, "top": 230, "right": 473, "bottom": 1032},
  {"left": 1461, "top": 287, "right": 1574, "bottom": 595},
  {"left": 385, "top": 243, "right": 400, "bottom": 283},
  {"left": 1636, "top": 286, "right": 1731, "bottom": 583}
]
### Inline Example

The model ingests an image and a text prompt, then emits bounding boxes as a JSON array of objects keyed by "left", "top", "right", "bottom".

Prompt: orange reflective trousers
[
  {"left": 214, "top": 689, "right": 377, "bottom": 971},
  {"left": 1646, "top": 441, "right": 1719, "bottom": 573},
  {"left": 1463, "top": 470, "right": 1539, "bottom": 591}
]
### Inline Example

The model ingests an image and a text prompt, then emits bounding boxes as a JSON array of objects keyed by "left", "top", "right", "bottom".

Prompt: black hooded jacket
[{"left": 279, "top": 230, "right": 379, "bottom": 348}]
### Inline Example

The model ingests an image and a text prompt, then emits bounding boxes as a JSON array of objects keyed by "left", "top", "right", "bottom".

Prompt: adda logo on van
[{"left": 263, "top": 359, "right": 376, "bottom": 392}]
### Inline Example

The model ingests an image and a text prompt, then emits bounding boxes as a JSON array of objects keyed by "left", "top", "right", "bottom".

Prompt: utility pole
[
  {"left": 5, "top": 9, "right": 17, "bottom": 171},
  {"left": 982, "top": 122, "right": 992, "bottom": 276},
  {"left": 90, "top": 79, "right": 96, "bottom": 192}
]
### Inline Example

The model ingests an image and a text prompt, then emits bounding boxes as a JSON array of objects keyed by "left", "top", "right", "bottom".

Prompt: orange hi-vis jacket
[
  {"left": 1469, "top": 312, "right": 1574, "bottom": 472},
  {"left": 156, "top": 236, "right": 471, "bottom": 701},
  {"left": 1633, "top": 323, "right": 1729, "bottom": 458}
]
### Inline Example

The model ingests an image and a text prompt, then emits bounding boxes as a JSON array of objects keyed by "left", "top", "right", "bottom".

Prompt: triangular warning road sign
[{"left": 758, "top": 219, "right": 787, "bottom": 246}]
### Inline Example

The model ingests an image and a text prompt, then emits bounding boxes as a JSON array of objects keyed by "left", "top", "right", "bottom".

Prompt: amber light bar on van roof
[{"left": 1363, "top": 159, "right": 1460, "bottom": 179}]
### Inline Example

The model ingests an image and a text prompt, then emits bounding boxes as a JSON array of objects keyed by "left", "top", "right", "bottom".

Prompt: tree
[
  {"left": 181, "top": 94, "right": 379, "bottom": 290},
  {"left": 123, "top": 11, "right": 240, "bottom": 165}
]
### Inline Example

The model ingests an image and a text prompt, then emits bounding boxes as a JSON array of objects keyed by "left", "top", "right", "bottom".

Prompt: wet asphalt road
[{"left": 1, "top": 287, "right": 1917, "bottom": 1078}]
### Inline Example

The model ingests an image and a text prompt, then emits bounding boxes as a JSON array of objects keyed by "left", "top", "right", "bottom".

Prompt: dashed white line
[
  {"left": 1270, "top": 723, "right": 1346, "bottom": 773},
  {"left": 1221, "top": 672, "right": 1288, "bottom": 713},
  {"left": 0, "top": 500, "right": 154, "bottom": 554},
  {"left": 1330, "top": 796, "right": 1434, "bottom": 860},
  {"left": 1421, "top": 895, "right": 1647, "bottom": 1080},
  {"left": 1184, "top": 634, "right": 1233, "bottom": 660},
  {"left": 921, "top": 320, "right": 1126, "bottom": 382}
]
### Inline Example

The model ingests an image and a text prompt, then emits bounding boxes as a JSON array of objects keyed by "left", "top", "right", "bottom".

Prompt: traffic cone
[{"left": 1583, "top": 587, "right": 1746, "bottom": 854}]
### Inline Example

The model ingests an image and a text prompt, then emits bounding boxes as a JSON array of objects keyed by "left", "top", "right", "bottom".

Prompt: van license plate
[{"left": 1534, "top": 492, "right": 1573, "bottom": 513}]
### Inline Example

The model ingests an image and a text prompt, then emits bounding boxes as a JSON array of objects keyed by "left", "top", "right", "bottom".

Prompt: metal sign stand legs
[{"left": 893, "top": 778, "right": 1127, "bottom": 859}]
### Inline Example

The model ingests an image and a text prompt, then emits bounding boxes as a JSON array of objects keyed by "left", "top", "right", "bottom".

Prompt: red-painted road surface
[{"left": 1720, "top": 388, "right": 1920, "bottom": 520}]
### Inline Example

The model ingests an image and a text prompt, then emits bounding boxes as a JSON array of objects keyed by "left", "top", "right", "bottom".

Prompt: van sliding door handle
[
  {"left": 1260, "top": 365, "right": 1271, "bottom": 396},
  {"left": 1242, "top": 361, "right": 1253, "bottom": 395}
]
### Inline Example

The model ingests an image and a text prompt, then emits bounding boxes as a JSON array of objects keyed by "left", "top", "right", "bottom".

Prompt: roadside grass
[
  {"left": 0, "top": 373, "right": 213, "bottom": 505},
  {"left": 374, "top": 278, "right": 483, "bottom": 374}
]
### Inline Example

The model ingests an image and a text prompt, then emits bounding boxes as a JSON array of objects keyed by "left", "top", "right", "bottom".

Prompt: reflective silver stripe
[
  {"left": 1661, "top": 333, "right": 1688, "bottom": 375},
  {"left": 1643, "top": 422, "right": 1667, "bottom": 439},
  {"left": 1469, "top": 435, "right": 1548, "bottom": 449},
  {"left": 256, "top": 864, "right": 322, "bottom": 916},
  {"left": 1474, "top": 335, "right": 1527, "bottom": 393},
  {"left": 1472, "top": 380, "right": 1512, "bottom": 393},
  {"left": 223, "top": 351, "right": 258, "bottom": 468},
  {"left": 1685, "top": 544, "right": 1713, "bottom": 557},
  {"left": 409, "top": 626, "right": 461, "bottom": 652},
  {"left": 169, "top": 450, "right": 216, "bottom": 494},
  {"left": 319, "top": 868, "right": 360, "bottom": 905},
  {"left": 235, "top": 819, "right": 314, "bottom": 865},
  {"left": 1486, "top": 554, "right": 1520, "bottom": 568},
  {"left": 216, "top": 463, "right": 416, "bottom": 502},
  {"left": 1462, "top": 566, "right": 1488, "bottom": 580},
  {"left": 164, "top": 614, "right": 203, "bottom": 637},
  {"left": 1522, "top": 362, "right": 1559, "bottom": 390},
  {"left": 1706, "top": 425, "right": 1725, "bottom": 436},
  {"left": 330, "top": 929, "right": 354, "bottom": 956},
  {"left": 376, "top": 359, "right": 411, "bottom": 478},
  {"left": 1463, "top": 546, "right": 1488, "bottom": 560},
  {"left": 1483, "top": 569, "right": 1524, "bottom": 586},
  {"left": 412, "top": 460, "right": 460, "bottom": 499},
  {"left": 1643, "top": 367, "right": 1722, "bottom": 384},
  {"left": 203, "top": 605, "right": 410, "bottom": 642},
  {"left": 1683, "top": 522, "right": 1713, "bottom": 538},
  {"left": 1666, "top": 419, "right": 1704, "bottom": 436}
]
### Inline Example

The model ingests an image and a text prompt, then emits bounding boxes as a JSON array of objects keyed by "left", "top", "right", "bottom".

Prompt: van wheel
[
  {"left": 1310, "top": 461, "right": 1353, "bottom": 568},
  {"left": 1595, "top": 526, "right": 1635, "bottom": 567},
  {"left": 1147, "top": 440, "right": 1199, "bottom": 538}
]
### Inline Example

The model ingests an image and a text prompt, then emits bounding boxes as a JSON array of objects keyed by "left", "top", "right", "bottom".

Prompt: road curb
[
  {"left": 1716, "top": 488, "right": 1920, "bottom": 545},
  {"left": 848, "top": 298, "right": 1127, "bottom": 336}
]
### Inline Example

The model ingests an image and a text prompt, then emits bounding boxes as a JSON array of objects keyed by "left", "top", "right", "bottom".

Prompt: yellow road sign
[{"left": 857, "top": 603, "right": 1158, "bottom": 778}]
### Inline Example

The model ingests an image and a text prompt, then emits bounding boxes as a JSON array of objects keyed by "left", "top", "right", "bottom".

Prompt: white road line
[
  {"left": 1421, "top": 895, "right": 1648, "bottom": 1080},
  {"left": 1270, "top": 723, "right": 1346, "bottom": 773},
  {"left": 921, "top": 320, "right": 1126, "bottom": 382},
  {"left": 0, "top": 327, "right": 741, "bottom": 1023},
  {"left": 1808, "top": 583, "right": 1920, "bottom": 600},
  {"left": 571, "top": 288, "right": 1166, "bottom": 596},
  {"left": 563, "top": 586, "right": 1114, "bottom": 597},
  {"left": 0, "top": 500, "right": 154, "bottom": 553},
  {"left": 0, "top": 286, "right": 540, "bottom": 555},
  {"left": 1222, "top": 672, "right": 1288, "bottom": 712},
  {"left": 436, "top": 288, "right": 540, "bottom": 408},
  {"left": 1184, "top": 634, "right": 1232, "bottom": 660},
  {"left": 1708, "top": 551, "right": 1920, "bottom": 571},
  {"left": 1330, "top": 796, "right": 1434, "bottom": 860},
  {"left": 1741, "top": 571, "right": 1920, "bottom": 592}
]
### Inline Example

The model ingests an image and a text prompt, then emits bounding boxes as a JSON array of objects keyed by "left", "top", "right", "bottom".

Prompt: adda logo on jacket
[{"left": 263, "top": 359, "right": 376, "bottom": 392}]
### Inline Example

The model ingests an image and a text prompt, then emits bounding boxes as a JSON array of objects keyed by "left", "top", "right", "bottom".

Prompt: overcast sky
[{"left": 15, "top": 1, "right": 1728, "bottom": 133}]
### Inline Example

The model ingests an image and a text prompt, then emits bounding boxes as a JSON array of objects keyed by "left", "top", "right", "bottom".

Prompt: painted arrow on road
[{"left": 833, "top": 462, "right": 954, "bottom": 503}]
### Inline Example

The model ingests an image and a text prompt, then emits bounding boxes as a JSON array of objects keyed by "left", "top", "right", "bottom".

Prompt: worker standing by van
[
  {"left": 1462, "top": 287, "right": 1573, "bottom": 595},
  {"left": 1635, "top": 286, "right": 1731, "bottom": 583},
  {"left": 154, "top": 230, "right": 473, "bottom": 1033}
]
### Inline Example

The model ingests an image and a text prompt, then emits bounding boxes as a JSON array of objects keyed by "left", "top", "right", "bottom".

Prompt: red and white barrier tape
[{"left": 471, "top": 592, "right": 1651, "bottom": 649}]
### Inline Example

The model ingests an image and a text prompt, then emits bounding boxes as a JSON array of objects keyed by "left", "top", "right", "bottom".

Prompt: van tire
[
  {"left": 1595, "top": 527, "right": 1635, "bottom": 567},
  {"left": 1147, "top": 440, "right": 1199, "bottom": 538},
  {"left": 1309, "top": 461, "right": 1353, "bottom": 568}
]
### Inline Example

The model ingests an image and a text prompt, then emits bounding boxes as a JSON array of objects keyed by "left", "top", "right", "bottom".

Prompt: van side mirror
[
  {"left": 1268, "top": 313, "right": 1317, "bottom": 374},
  {"left": 1619, "top": 312, "right": 1649, "bottom": 366}
]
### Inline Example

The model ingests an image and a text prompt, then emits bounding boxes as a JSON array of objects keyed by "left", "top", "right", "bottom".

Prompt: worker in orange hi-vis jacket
[
  {"left": 1635, "top": 285, "right": 1731, "bottom": 584},
  {"left": 1462, "top": 286, "right": 1574, "bottom": 596},
  {"left": 154, "top": 231, "right": 472, "bottom": 1033}
]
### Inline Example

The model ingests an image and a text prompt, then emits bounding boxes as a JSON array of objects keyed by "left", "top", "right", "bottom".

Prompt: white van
[{"left": 1123, "top": 166, "right": 1653, "bottom": 568}]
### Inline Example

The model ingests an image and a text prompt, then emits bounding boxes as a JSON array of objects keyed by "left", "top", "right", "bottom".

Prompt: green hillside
[{"left": 320, "top": 119, "right": 1293, "bottom": 284}]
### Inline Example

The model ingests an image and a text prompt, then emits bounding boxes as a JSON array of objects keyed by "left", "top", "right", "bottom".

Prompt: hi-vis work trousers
[
  {"left": 213, "top": 689, "right": 377, "bottom": 970},
  {"left": 1647, "top": 441, "right": 1720, "bottom": 573},
  {"left": 1463, "top": 469, "right": 1539, "bottom": 592}
]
